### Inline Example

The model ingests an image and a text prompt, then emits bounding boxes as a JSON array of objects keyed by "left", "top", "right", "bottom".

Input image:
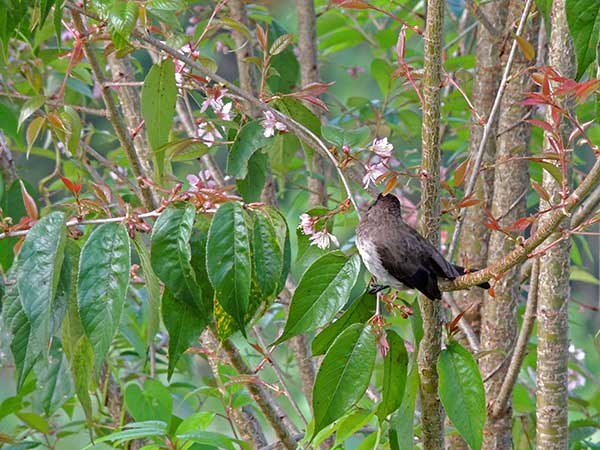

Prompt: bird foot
[{"left": 368, "top": 284, "right": 389, "bottom": 295}]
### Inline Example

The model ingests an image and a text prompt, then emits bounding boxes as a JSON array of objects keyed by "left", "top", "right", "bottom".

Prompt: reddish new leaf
[
  {"left": 60, "top": 176, "right": 83, "bottom": 196},
  {"left": 454, "top": 159, "right": 469, "bottom": 187},
  {"left": 525, "top": 119, "right": 553, "bottom": 133},
  {"left": 531, "top": 180, "right": 550, "bottom": 202},
  {"left": 457, "top": 198, "right": 481, "bottom": 209},
  {"left": 19, "top": 180, "right": 38, "bottom": 220}
]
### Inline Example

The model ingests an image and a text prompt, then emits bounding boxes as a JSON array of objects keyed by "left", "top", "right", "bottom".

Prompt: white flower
[
  {"left": 261, "top": 111, "right": 287, "bottom": 137},
  {"left": 299, "top": 213, "right": 317, "bottom": 235},
  {"left": 568, "top": 344, "right": 585, "bottom": 361},
  {"left": 567, "top": 367, "right": 586, "bottom": 391},
  {"left": 370, "top": 137, "right": 393, "bottom": 160},
  {"left": 309, "top": 230, "right": 339, "bottom": 250},
  {"left": 216, "top": 102, "right": 233, "bottom": 121},
  {"left": 197, "top": 122, "right": 222, "bottom": 147},
  {"left": 362, "top": 161, "right": 387, "bottom": 189}
]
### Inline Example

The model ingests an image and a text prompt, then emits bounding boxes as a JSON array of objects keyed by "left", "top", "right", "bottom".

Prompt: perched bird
[{"left": 356, "top": 193, "right": 490, "bottom": 300}]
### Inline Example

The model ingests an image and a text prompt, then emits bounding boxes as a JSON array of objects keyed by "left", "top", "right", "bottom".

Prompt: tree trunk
[
  {"left": 418, "top": 1, "right": 446, "bottom": 448},
  {"left": 536, "top": 0, "right": 574, "bottom": 448},
  {"left": 479, "top": 3, "right": 539, "bottom": 448}
]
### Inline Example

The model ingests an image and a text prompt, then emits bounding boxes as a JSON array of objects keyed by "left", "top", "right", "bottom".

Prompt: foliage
[{"left": 0, "top": 0, "right": 599, "bottom": 449}]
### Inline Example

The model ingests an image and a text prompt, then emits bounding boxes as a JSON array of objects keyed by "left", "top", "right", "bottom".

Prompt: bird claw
[{"left": 368, "top": 284, "right": 389, "bottom": 295}]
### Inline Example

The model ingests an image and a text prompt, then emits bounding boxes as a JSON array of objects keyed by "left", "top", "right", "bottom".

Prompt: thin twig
[
  {"left": 492, "top": 258, "right": 540, "bottom": 417},
  {"left": 446, "top": 294, "right": 480, "bottom": 351},
  {"left": 464, "top": 0, "right": 503, "bottom": 38},
  {"left": 71, "top": 11, "right": 157, "bottom": 210},
  {"left": 0, "top": 91, "right": 109, "bottom": 117},
  {"left": 447, "top": 0, "right": 535, "bottom": 258},
  {"left": 253, "top": 327, "right": 309, "bottom": 426},
  {"left": 0, "top": 211, "right": 160, "bottom": 239}
]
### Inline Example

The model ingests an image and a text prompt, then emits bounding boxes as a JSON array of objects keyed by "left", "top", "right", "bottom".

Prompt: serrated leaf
[
  {"left": 206, "top": 202, "right": 251, "bottom": 335},
  {"left": 151, "top": 205, "right": 201, "bottom": 306},
  {"left": 227, "top": 121, "right": 270, "bottom": 179},
  {"left": 17, "top": 212, "right": 66, "bottom": 351},
  {"left": 312, "top": 324, "right": 377, "bottom": 435},
  {"left": 275, "top": 252, "right": 360, "bottom": 344},
  {"left": 251, "top": 209, "right": 283, "bottom": 298},
  {"left": 376, "top": 330, "right": 408, "bottom": 419},
  {"left": 108, "top": 0, "right": 139, "bottom": 51},
  {"left": 438, "top": 341, "right": 486, "bottom": 450},
  {"left": 60, "top": 106, "right": 82, "bottom": 155},
  {"left": 78, "top": 223, "right": 131, "bottom": 372},
  {"left": 236, "top": 150, "right": 267, "bottom": 202},
  {"left": 18, "top": 96, "right": 45, "bottom": 130},
  {"left": 566, "top": 0, "right": 600, "bottom": 79},
  {"left": 322, "top": 124, "right": 370, "bottom": 148},
  {"left": 36, "top": 339, "right": 73, "bottom": 416},
  {"left": 142, "top": 59, "right": 177, "bottom": 178},
  {"left": 269, "top": 33, "right": 293, "bottom": 55}
]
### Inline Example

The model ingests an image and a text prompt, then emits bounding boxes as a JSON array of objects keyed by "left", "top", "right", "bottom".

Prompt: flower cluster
[
  {"left": 186, "top": 170, "right": 217, "bottom": 192},
  {"left": 362, "top": 137, "right": 394, "bottom": 189},
  {"left": 298, "top": 213, "right": 339, "bottom": 250},
  {"left": 196, "top": 87, "right": 234, "bottom": 147},
  {"left": 261, "top": 111, "right": 287, "bottom": 138},
  {"left": 174, "top": 43, "right": 200, "bottom": 87}
]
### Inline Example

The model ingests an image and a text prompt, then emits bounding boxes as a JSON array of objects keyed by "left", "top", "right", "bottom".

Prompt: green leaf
[
  {"left": 389, "top": 363, "right": 419, "bottom": 450},
  {"left": 312, "top": 323, "right": 377, "bottom": 435},
  {"left": 266, "top": 21, "right": 299, "bottom": 92},
  {"left": 82, "top": 422, "right": 167, "bottom": 449},
  {"left": 3, "top": 278, "right": 42, "bottom": 390},
  {"left": 125, "top": 379, "right": 173, "bottom": 427},
  {"left": 260, "top": 206, "right": 290, "bottom": 294},
  {"left": 176, "top": 411, "right": 215, "bottom": 434},
  {"left": 108, "top": 0, "right": 139, "bottom": 51},
  {"left": 162, "top": 287, "right": 210, "bottom": 379},
  {"left": 61, "top": 240, "right": 93, "bottom": 425},
  {"left": 18, "top": 95, "right": 45, "bottom": 130},
  {"left": 227, "top": 121, "right": 270, "bottom": 179},
  {"left": 151, "top": 205, "right": 201, "bottom": 306},
  {"left": 17, "top": 212, "right": 67, "bottom": 350},
  {"left": 275, "top": 252, "right": 361, "bottom": 344},
  {"left": 571, "top": 267, "right": 600, "bottom": 284},
  {"left": 312, "top": 292, "right": 376, "bottom": 356},
  {"left": 133, "top": 236, "right": 161, "bottom": 346},
  {"left": 141, "top": 59, "right": 177, "bottom": 178},
  {"left": 322, "top": 124, "right": 370, "bottom": 148},
  {"left": 176, "top": 431, "right": 241, "bottom": 450},
  {"left": 371, "top": 58, "right": 393, "bottom": 96},
  {"left": 251, "top": 208, "right": 283, "bottom": 298},
  {"left": 37, "top": 339, "right": 73, "bottom": 416},
  {"left": 78, "top": 223, "right": 131, "bottom": 372},
  {"left": 61, "top": 106, "right": 82, "bottom": 155},
  {"left": 376, "top": 330, "right": 408, "bottom": 420},
  {"left": 334, "top": 408, "right": 375, "bottom": 446},
  {"left": 566, "top": 0, "right": 600, "bottom": 79},
  {"left": 236, "top": 150, "right": 268, "bottom": 202},
  {"left": 206, "top": 202, "right": 252, "bottom": 334},
  {"left": 438, "top": 341, "right": 486, "bottom": 450},
  {"left": 25, "top": 116, "right": 46, "bottom": 157}
]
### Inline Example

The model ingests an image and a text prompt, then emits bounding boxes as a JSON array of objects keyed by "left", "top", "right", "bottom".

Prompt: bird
[{"left": 355, "top": 193, "right": 490, "bottom": 300}]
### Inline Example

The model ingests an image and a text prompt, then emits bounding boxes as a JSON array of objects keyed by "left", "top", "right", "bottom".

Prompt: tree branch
[{"left": 492, "top": 258, "right": 539, "bottom": 418}]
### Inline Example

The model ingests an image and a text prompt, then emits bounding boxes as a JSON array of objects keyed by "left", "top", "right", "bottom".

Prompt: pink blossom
[
  {"left": 261, "top": 111, "right": 287, "bottom": 137},
  {"left": 347, "top": 66, "right": 365, "bottom": 79},
  {"left": 377, "top": 332, "right": 390, "bottom": 358},
  {"left": 299, "top": 213, "right": 317, "bottom": 235},
  {"left": 309, "top": 230, "right": 339, "bottom": 250},
  {"left": 362, "top": 161, "right": 388, "bottom": 189},
  {"left": 370, "top": 137, "right": 394, "bottom": 160},
  {"left": 215, "top": 102, "right": 233, "bottom": 121},
  {"left": 186, "top": 170, "right": 217, "bottom": 192},
  {"left": 569, "top": 344, "right": 585, "bottom": 361},
  {"left": 197, "top": 121, "right": 222, "bottom": 147}
]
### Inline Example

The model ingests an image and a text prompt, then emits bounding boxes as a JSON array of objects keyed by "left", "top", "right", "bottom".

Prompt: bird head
[{"left": 366, "top": 193, "right": 402, "bottom": 217}]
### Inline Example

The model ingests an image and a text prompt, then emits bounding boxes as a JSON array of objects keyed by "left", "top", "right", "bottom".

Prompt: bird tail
[{"left": 452, "top": 265, "right": 491, "bottom": 289}]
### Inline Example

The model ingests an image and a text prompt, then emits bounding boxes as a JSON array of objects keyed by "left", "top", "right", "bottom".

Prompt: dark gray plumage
[{"left": 356, "top": 193, "right": 489, "bottom": 300}]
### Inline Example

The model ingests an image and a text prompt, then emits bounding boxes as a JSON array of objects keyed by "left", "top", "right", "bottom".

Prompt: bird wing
[{"left": 374, "top": 224, "right": 459, "bottom": 300}]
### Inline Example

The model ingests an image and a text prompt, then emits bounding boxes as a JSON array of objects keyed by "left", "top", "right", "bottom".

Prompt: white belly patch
[{"left": 356, "top": 237, "right": 408, "bottom": 290}]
